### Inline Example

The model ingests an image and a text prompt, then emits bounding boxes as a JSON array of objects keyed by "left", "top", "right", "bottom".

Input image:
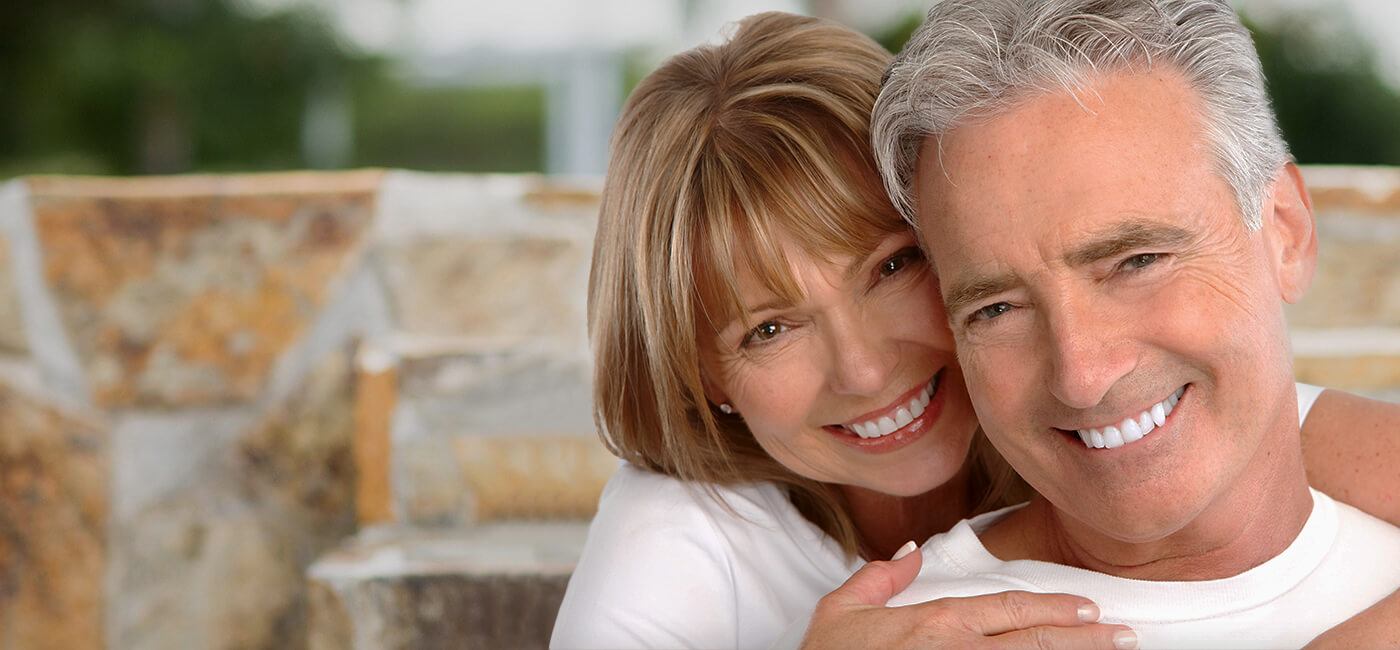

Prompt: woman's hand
[{"left": 799, "top": 543, "right": 1137, "bottom": 650}]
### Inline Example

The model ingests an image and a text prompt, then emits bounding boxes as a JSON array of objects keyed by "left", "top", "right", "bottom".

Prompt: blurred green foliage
[
  {"left": 0, "top": 0, "right": 547, "bottom": 177},
  {"left": 1249, "top": 13, "right": 1400, "bottom": 165},
  {"left": 1, "top": 0, "right": 354, "bottom": 175},
  {"left": 1, "top": 2, "right": 1396, "bottom": 177},
  {"left": 351, "top": 83, "right": 544, "bottom": 172}
]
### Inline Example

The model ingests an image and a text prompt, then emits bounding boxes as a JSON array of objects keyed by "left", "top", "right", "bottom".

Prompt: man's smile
[{"left": 1055, "top": 385, "right": 1188, "bottom": 450}]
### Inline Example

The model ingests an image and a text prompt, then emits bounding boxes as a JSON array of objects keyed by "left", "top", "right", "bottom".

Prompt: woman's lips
[{"left": 823, "top": 370, "right": 947, "bottom": 454}]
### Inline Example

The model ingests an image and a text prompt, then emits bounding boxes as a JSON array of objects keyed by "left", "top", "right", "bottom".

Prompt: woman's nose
[{"left": 825, "top": 318, "right": 899, "bottom": 396}]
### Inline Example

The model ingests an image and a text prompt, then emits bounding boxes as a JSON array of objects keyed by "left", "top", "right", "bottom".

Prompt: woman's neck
[{"left": 840, "top": 462, "right": 974, "bottom": 560}]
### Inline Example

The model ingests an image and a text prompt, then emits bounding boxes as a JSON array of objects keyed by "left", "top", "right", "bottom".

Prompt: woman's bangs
[{"left": 690, "top": 136, "right": 908, "bottom": 338}]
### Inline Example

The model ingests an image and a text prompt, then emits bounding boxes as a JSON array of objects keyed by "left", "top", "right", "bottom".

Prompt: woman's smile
[{"left": 823, "top": 369, "right": 946, "bottom": 454}]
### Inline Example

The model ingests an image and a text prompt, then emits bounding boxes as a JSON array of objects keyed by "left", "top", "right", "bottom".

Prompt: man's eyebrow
[
  {"left": 1063, "top": 220, "right": 1195, "bottom": 268},
  {"left": 943, "top": 272, "right": 1020, "bottom": 320}
]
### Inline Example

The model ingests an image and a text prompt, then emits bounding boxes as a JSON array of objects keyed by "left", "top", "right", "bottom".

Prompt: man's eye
[
  {"left": 879, "top": 247, "right": 925, "bottom": 278},
  {"left": 971, "top": 302, "right": 1013, "bottom": 322},
  {"left": 1119, "top": 253, "right": 1161, "bottom": 273},
  {"left": 742, "top": 321, "right": 787, "bottom": 347}
]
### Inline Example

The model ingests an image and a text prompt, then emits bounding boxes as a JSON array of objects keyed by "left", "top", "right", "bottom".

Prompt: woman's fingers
[
  {"left": 918, "top": 591, "right": 1102, "bottom": 635},
  {"left": 820, "top": 541, "right": 924, "bottom": 609},
  {"left": 989, "top": 624, "right": 1138, "bottom": 650}
]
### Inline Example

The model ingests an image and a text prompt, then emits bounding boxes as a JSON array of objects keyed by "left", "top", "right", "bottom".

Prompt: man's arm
[
  {"left": 1299, "top": 388, "right": 1400, "bottom": 648},
  {"left": 1300, "top": 389, "right": 1400, "bottom": 525}
]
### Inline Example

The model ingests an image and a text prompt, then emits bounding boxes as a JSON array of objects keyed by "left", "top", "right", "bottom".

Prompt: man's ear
[{"left": 1262, "top": 162, "right": 1317, "bottom": 304}]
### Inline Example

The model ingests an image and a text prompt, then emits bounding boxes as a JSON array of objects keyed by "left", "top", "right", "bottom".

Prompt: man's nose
[
  {"left": 1043, "top": 300, "right": 1136, "bottom": 410},
  {"left": 826, "top": 316, "right": 899, "bottom": 397}
]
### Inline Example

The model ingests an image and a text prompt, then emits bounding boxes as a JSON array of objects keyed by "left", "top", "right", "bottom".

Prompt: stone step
[
  {"left": 307, "top": 522, "right": 588, "bottom": 650},
  {"left": 351, "top": 337, "right": 619, "bottom": 528}
]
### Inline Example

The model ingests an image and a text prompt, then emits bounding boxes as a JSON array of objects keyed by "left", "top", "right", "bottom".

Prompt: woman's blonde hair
[{"left": 588, "top": 11, "right": 1023, "bottom": 558}]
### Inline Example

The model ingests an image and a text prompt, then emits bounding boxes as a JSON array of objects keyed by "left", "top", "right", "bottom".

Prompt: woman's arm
[
  {"left": 1298, "top": 388, "right": 1400, "bottom": 649},
  {"left": 1300, "top": 388, "right": 1400, "bottom": 526}
]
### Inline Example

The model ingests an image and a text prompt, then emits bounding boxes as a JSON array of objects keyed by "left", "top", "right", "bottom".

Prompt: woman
[{"left": 552, "top": 12, "right": 1400, "bottom": 649}]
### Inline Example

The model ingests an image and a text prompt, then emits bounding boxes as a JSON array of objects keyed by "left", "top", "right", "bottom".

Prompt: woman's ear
[
  {"left": 1262, "top": 163, "right": 1317, "bottom": 304},
  {"left": 700, "top": 370, "right": 730, "bottom": 412},
  {"left": 696, "top": 349, "right": 732, "bottom": 412}
]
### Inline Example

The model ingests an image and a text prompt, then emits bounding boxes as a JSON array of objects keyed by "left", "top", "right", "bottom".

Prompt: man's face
[{"left": 916, "top": 69, "right": 1313, "bottom": 543}]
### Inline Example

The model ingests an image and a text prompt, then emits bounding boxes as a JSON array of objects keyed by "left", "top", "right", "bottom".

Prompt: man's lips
[{"left": 1053, "top": 384, "right": 1189, "bottom": 450}]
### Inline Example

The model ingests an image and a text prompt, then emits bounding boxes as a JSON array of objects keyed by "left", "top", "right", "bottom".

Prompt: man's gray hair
[{"left": 872, "top": 0, "right": 1289, "bottom": 229}]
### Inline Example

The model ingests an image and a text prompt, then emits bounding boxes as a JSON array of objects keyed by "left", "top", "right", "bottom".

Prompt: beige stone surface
[
  {"left": 1286, "top": 211, "right": 1400, "bottom": 329},
  {"left": 378, "top": 236, "right": 588, "bottom": 344},
  {"left": 111, "top": 351, "right": 358, "bottom": 650},
  {"left": 1304, "top": 165, "right": 1400, "bottom": 215},
  {"left": 393, "top": 434, "right": 617, "bottom": 526},
  {"left": 0, "top": 238, "right": 25, "bottom": 353},
  {"left": 454, "top": 435, "right": 618, "bottom": 521},
  {"left": 1294, "top": 354, "right": 1400, "bottom": 392},
  {"left": 0, "top": 382, "right": 107, "bottom": 650},
  {"left": 25, "top": 171, "right": 381, "bottom": 408}
]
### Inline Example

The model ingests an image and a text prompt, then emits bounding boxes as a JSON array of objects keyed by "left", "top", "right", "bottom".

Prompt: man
[{"left": 866, "top": 0, "right": 1400, "bottom": 647}]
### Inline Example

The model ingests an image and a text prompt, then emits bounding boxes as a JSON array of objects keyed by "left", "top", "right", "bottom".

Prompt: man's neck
[{"left": 981, "top": 431, "right": 1314, "bottom": 581}]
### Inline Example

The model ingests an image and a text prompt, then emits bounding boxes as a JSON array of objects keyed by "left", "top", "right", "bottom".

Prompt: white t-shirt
[
  {"left": 890, "top": 489, "right": 1400, "bottom": 649},
  {"left": 551, "top": 383, "right": 1330, "bottom": 649}
]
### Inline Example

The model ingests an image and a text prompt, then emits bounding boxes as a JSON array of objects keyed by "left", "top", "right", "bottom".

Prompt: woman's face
[{"left": 701, "top": 227, "right": 982, "bottom": 497}]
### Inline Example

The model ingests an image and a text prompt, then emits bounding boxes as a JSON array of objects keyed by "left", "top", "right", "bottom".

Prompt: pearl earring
[{"left": 719, "top": 403, "right": 734, "bottom": 414}]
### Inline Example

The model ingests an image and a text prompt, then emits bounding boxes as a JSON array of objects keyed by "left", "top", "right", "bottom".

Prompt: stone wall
[
  {"left": 0, "top": 171, "right": 611, "bottom": 650},
  {"left": 0, "top": 166, "right": 1396, "bottom": 649}
]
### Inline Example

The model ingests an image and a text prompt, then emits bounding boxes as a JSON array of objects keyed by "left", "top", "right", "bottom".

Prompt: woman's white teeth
[
  {"left": 1076, "top": 386, "right": 1185, "bottom": 450},
  {"left": 845, "top": 378, "right": 936, "bottom": 439}
]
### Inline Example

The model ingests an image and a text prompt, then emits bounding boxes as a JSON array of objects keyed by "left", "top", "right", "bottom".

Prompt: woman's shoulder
[{"left": 590, "top": 463, "right": 801, "bottom": 544}]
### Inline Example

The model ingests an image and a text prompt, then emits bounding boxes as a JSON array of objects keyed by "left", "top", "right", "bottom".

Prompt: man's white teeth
[
  {"left": 1076, "top": 386, "right": 1185, "bottom": 450},
  {"left": 846, "top": 377, "right": 936, "bottom": 439}
]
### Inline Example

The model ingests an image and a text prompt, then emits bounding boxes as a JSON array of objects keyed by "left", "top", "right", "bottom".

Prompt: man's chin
[{"left": 1051, "top": 485, "right": 1208, "bottom": 545}]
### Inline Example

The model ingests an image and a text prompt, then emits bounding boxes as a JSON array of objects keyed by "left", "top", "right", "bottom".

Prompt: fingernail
[
  {"left": 890, "top": 540, "right": 917, "bottom": 561},
  {"left": 1077, "top": 603, "right": 1100, "bottom": 623},
  {"left": 1113, "top": 629, "right": 1138, "bottom": 650}
]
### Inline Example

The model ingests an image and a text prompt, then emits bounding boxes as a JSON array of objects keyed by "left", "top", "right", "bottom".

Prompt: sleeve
[
  {"left": 1296, "top": 381, "right": 1325, "bottom": 426},
  {"left": 550, "top": 466, "right": 739, "bottom": 649}
]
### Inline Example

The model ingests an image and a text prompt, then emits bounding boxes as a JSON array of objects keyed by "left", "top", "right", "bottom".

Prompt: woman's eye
[
  {"left": 1119, "top": 253, "right": 1161, "bottom": 273},
  {"left": 879, "top": 247, "right": 925, "bottom": 278},
  {"left": 742, "top": 321, "right": 787, "bottom": 347},
  {"left": 970, "top": 302, "right": 1013, "bottom": 323}
]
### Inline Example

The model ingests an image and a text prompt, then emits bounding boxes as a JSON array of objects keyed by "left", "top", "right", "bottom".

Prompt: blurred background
[
  {"left": 4, "top": 0, "right": 1400, "bottom": 180},
  {"left": 1, "top": 2, "right": 1398, "bottom": 650}
]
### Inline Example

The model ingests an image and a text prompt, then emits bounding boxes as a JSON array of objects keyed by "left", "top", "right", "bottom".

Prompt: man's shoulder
[
  {"left": 1329, "top": 492, "right": 1400, "bottom": 556},
  {"left": 887, "top": 511, "right": 1041, "bottom": 607}
]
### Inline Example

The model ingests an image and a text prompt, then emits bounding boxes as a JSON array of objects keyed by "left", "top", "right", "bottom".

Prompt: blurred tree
[
  {"left": 0, "top": 0, "right": 372, "bottom": 176},
  {"left": 1249, "top": 13, "right": 1400, "bottom": 165},
  {"left": 350, "top": 82, "right": 545, "bottom": 173},
  {"left": 871, "top": 8, "right": 1400, "bottom": 166}
]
